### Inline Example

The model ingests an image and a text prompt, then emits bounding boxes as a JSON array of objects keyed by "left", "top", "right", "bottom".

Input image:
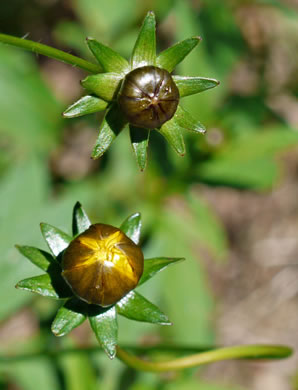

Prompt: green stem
[
  {"left": 116, "top": 344, "right": 292, "bottom": 372},
  {"left": 0, "top": 33, "right": 102, "bottom": 74}
]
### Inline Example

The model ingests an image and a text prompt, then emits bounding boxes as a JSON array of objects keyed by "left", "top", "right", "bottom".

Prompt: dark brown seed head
[{"left": 118, "top": 66, "right": 180, "bottom": 129}]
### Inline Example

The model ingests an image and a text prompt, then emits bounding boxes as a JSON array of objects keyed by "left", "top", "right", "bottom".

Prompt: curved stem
[
  {"left": 0, "top": 33, "right": 102, "bottom": 74},
  {"left": 116, "top": 344, "right": 292, "bottom": 372}
]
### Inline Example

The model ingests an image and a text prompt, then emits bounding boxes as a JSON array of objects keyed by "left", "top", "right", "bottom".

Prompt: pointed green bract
[
  {"left": 89, "top": 306, "right": 118, "bottom": 359},
  {"left": 63, "top": 95, "right": 108, "bottom": 118},
  {"left": 81, "top": 73, "right": 122, "bottom": 102},
  {"left": 72, "top": 201, "right": 91, "bottom": 236},
  {"left": 158, "top": 119, "right": 186, "bottom": 156},
  {"left": 173, "top": 106, "right": 206, "bottom": 134},
  {"left": 86, "top": 38, "right": 129, "bottom": 74},
  {"left": 92, "top": 104, "right": 127, "bottom": 159},
  {"left": 131, "top": 11, "right": 156, "bottom": 68},
  {"left": 16, "top": 274, "right": 61, "bottom": 299},
  {"left": 173, "top": 76, "right": 220, "bottom": 97},
  {"left": 15, "top": 245, "right": 55, "bottom": 272},
  {"left": 120, "top": 212, "right": 141, "bottom": 245},
  {"left": 117, "top": 291, "right": 171, "bottom": 325},
  {"left": 52, "top": 298, "right": 87, "bottom": 337},
  {"left": 156, "top": 36, "right": 201, "bottom": 73},
  {"left": 139, "top": 257, "right": 185, "bottom": 286},
  {"left": 129, "top": 126, "right": 150, "bottom": 171},
  {"left": 40, "top": 223, "right": 72, "bottom": 257}
]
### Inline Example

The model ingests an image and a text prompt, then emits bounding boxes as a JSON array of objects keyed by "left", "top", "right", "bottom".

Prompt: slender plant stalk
[
  {"left": 0, "top": 33, "right": 102, "bottom": 73},
  {"left": 116, "top": 344, "right": 292, "bottom": 372}
]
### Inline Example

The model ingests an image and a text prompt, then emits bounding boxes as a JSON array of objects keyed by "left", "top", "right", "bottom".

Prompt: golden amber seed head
[{"left": 62, "top": 224, "right": 144, "bottom": 307}]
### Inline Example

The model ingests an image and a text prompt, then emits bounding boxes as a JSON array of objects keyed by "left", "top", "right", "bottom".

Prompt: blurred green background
[{"left": 1, "top": 0, "right": 298, "bottom": 389}]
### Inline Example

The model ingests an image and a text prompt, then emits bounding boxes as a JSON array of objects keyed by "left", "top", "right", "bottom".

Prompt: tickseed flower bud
[{"left": 62, "top": 224, "right": 144, "bottom": 307}]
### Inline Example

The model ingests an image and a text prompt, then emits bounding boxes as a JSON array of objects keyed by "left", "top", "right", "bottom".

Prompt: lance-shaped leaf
[
  {"left": 72, "top": 201, "right": 91, "bottom": 236},
  {"left": 92, "top": 103, "right": 127, "bottom": 159},
  {"left": 158, "top": 118, "right": 186, "bottom": 156},
  {"left": 129, "top": 126, "right": 150, "bottom": 171},
  {"left": 81, "top": 73, "right": 122, "bottom": 102},
  {"left": 120, "top": 212, "right": 141, "bottom": 245},
  {"left": 89, "top": 306, "right": 118, "bottom": 359},
  {"left": 86, "top": 38, "right": 129, "bottom": 74},
  {"left": 131, "top": 11, "right": 156, "bottom": 68},
  {"left": 52, "top": 298, "right": 87, "bottom": 337},
  {"left": 15, "top": 245, "right": 55, "bottom": 272},
  {"left": 63, "top": 95, "right": 108, "bottom": 118},
  {"left": 173, "top": 76, "right": 220, "bottom": 97},
  {"left": 156, "top": 36, "right": 201, "bottom": 73},
  {"left": 16, "top": 273, "right": 71, "bottom": 299},
  {"left": 139, "top": 257, "right": 185, "bottom": 286},
  {"left": 117, "top": 291, "right": 171, "bottom": 325},
  {"left": 40, "top": 223, "right": 72, "bottom": 257},
  {"left": 173, "top": 106, "right": 206, "bottom": 134}
]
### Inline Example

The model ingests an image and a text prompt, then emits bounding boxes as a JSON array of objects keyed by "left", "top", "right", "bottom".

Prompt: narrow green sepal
[
  {"left": 91, "top": 104, "right": 127, "bottom": 159},
  {"left": 173, "top": 76, "right": 220, "bottom": 97},
  {"left": 129, "top": 125, "right": 150, "bottom": 171},
  {"left": 63, "top": 95, "right": 108, "bottom": 118},
  {"left": 86, "top": 38, "right": 129, "bottom": 74},
  {"left": 131, "top": 11, "right": 156, "bottom": 68},
  {"left": 173, "top": 106, "right": 206, "bottom": 134},
  {"left": 117, "top": 291, "right": 171, "bottom": 325},
  {"left": 52, "top": 298, "right": 87, "bottom": 337},
  {"left": 81, "top": 73, "right": 122, "bottom": 102},
  {"left": 15, "top": 245, "right": 55, "bottom": 272},
  {"left": 139, "top": 257, "right": 185, "bottom": 286},
  {"left": 72, "top": 201, "right": 91, "bottom": 236},
  {"left": 120, "top": 212, "right": 141, "bottom": 245},
  {"left": 156, "top": 36, "right": 201, "bottom": 73},
  {"left": 89, "top": 306, "right": 118, "bottom": 359},
  {"left": 16, "top": 273, "right": 71, "bottom": 300},
  {"left": 40, "top": 223, "right": 72, "bottom": 257},
  {"left": 158, "top": 118, "right": 186, "bottom": 156}
]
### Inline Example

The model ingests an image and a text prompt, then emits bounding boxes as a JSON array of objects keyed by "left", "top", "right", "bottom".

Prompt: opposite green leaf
[
  {"left": 63, "top": 95, "right": 108, "bottom": 118},
  {"left": 173, "top": 76, "right": 220, "bottom": 97},
  {"left": 91, "top": 103, "right": 127, "bottom": 159},
  {"left": 120, "top": 212, "right": 142, "bottom": 245},
  {"left": 129, "top": 125, "right": 150, "bottom": 171},
  {"left": 158, "top": 118, "right": 186, "bottom": 156},
  {"left": 40, "top": 223, "right": 72, "bottom": 257},
  {"left": 72, "top": 201, "right": 91, "bottom": 236},
  {"left": 139, "top": 257, "right": 185, "bottom": 286},
  {"left": 89, "top": 306, "right": 118, "bottom": 359},
  {"left": 52, "top": 298, "right": 87, "bottom": 337},
  {"left": 117, "top": 291, "right": 171, "bottom": 325},
  {"left": 16, "top": 274, "right": 70, "bottom": 299},
  {"left": 173, "top": 105, "right": 206, "bottom": 134},
  {"left": 131, "top": 11, "right": 156, "bottom": 68},
  {"left": 15, "top": 245, "right": 55, "bottom": 272},
  {"left": 81, "top": 73, "right": 122, "bottom": 102},
  {"left": 86, "top": 38, "right": 129, "bottom": 74},
  {"left": 156, "top": 36, "right": 201, "bottom": 73}
]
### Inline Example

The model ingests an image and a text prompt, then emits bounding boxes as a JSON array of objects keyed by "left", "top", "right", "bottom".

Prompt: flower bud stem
[{"left": 0, "top": 33, "right": 102, "bottom": 73}]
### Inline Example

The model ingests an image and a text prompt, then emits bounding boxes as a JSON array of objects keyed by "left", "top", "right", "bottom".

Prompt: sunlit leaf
[
  {"left": 139, "top": 257, "right": 185, "bottom": 286},
  {"left": 120, "top": 212, "right": 141, "bottom": 245},
  {"left": 129, "top": 126, "right": 150, "bottom": 171},
  {"left": 52, "top": 298, "right": 87, "bottom": 337},
  {"left": 81, "top": 73, "right": 122, "bottom": 102},
  {"left": 173, "top": 76, "right": 220, "bottom": 97},
  {"left": 158, "top": 118, "right": 185, "bottom": 156},
  {"left": 131, "top": 11, "right": 156, "bottom": 68},
  {"left": 40, "top": 223, "right": 72, "bottom": 257},
  {"left": 156, "top": 36, "right": 201, "bottom": 73},
  {"left": 117, "top": 291, "right": 171, "bottom": 325},
  {"left": 63, "top": 95, "right": 108, "bottom": 118},
  {"left": 86, "top": 38, "right": 129, "bottom": 73},
  {"left": 72, "top": 202, "right": 91, "bottom": 236},
  {"left": 174, "top": 105, "right": 205, "bottom": 134},
  {"left": 15, "top": 245, "right": 55, "bottom": 272},
  {"left": 16, "top": 274, "right": 70, "bottom": 299},
  {"left": 89, "top": 306, "right": 118, "bottom": 359}
]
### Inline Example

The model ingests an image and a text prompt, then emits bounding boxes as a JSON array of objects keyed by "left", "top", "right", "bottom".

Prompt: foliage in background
[{"left": 0, "top": 0, "right": 298, "bottom": 389}]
